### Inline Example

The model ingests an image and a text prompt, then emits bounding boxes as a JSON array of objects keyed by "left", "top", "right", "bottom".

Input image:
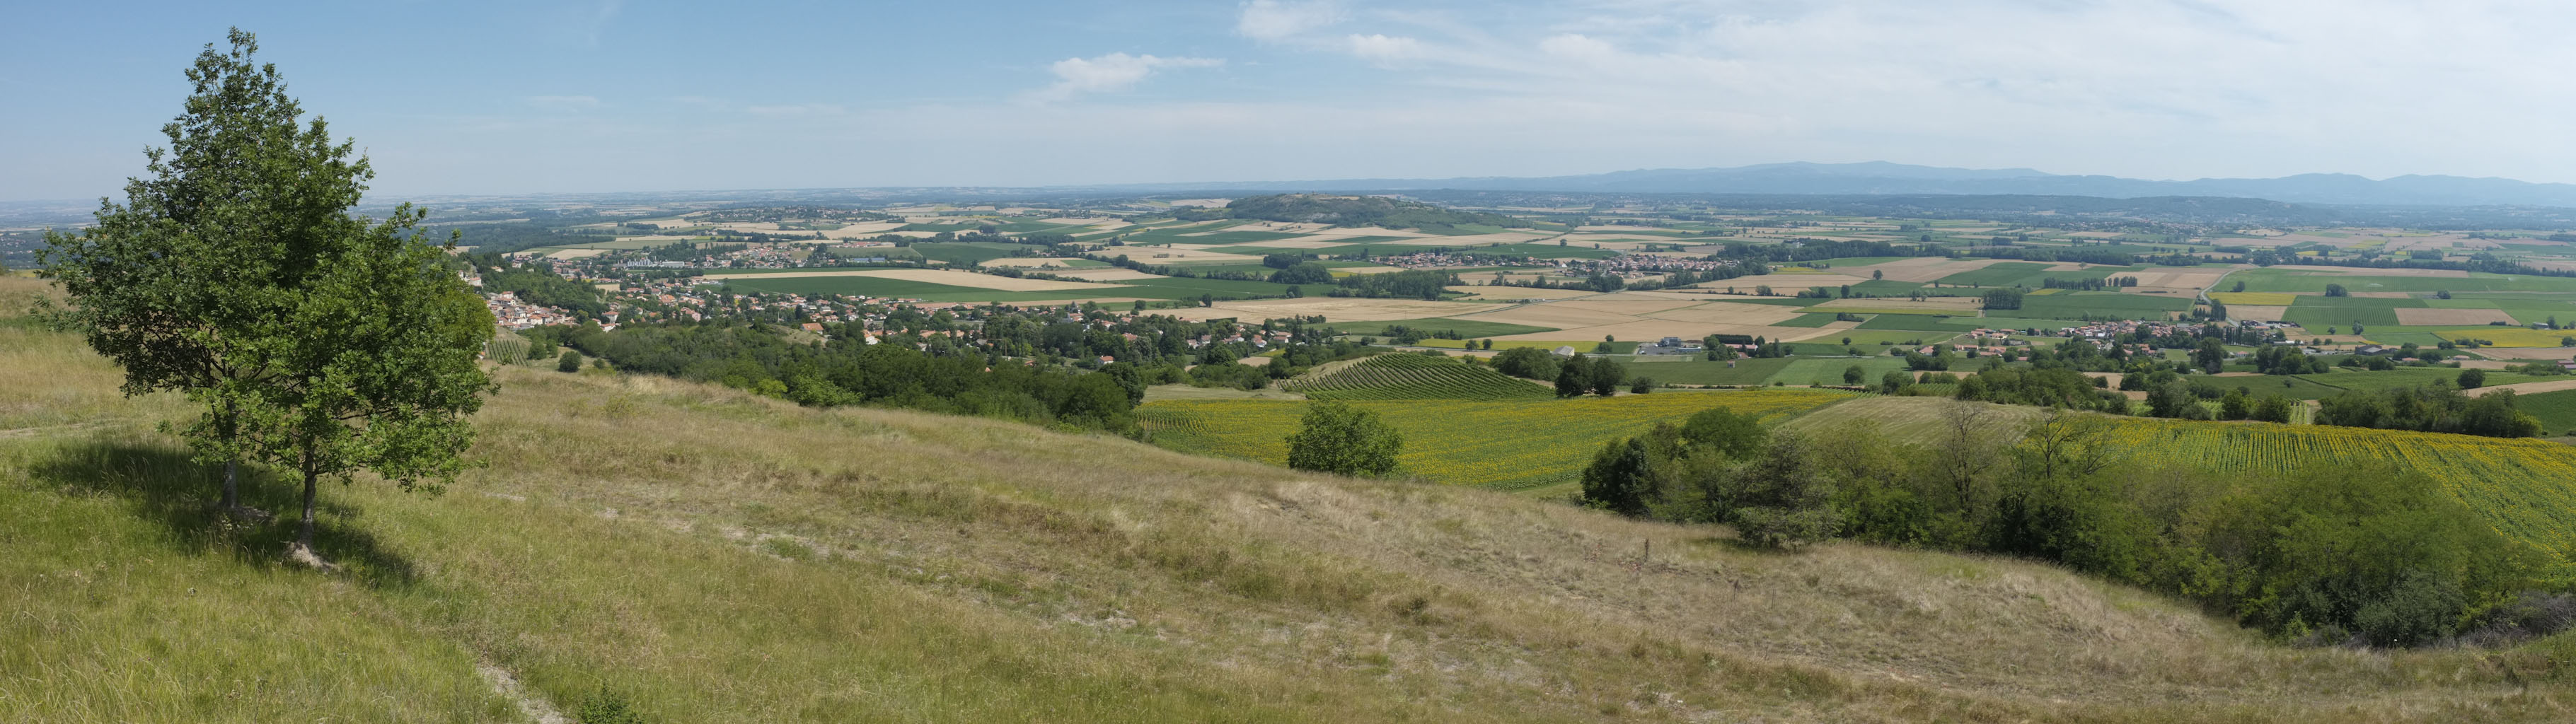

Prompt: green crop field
[
  {"left": 2514, "top": 389, "right": 2576, "bottom": 436},
  {"left": 1773, "top": 313, "right": 1841, "bottom": 327},
  {"left": 2292, "top": 367, "right": 2551, "bottom": 393},
  {"left": 1762, "top": 356, "right": 1912, "bottom": 386},
  {"left": 2236, "top": 269, "right": 2576, "bottom": 294},
  {"left": 1936, "top": 262, "right": 2054, "bottom": 286},
  {"left": 1138, "top": 389, "right": 1853, "bottom": 491},
  {"left": 1283, "top": 354, "right": 1553, "bottom": 401},
  {"left": 2012, "top": 291, "right": 2193, "bottom": 319},
  {"left": 1854, "top": 313, "right": 1973, "bottom": 331},
  {"left": 911, "top": 242, "right": 1027, "bottom": 267},
  {"left": 2281, "top": 296, "right": 2425, "bottom": 329},
  {"left": 1617, "top": 356, "right": 1792, "bottom": 385}
]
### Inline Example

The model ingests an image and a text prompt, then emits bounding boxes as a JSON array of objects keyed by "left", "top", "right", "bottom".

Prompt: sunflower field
[{"left": 1140, "top": 389, "right": 1852, "bottom": 491}]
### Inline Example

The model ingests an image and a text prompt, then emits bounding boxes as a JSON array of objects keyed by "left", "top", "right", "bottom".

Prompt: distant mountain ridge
[{"left": 1102, "top": 162, "right": 2576, "bottom": 208}]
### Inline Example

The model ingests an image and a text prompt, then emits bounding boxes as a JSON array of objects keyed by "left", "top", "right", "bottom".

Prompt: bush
[
  {"left": 576, "top": 689, "right": 647, "bottom": 724},
  {"left": 558, "top": 349, "right": 585, "bottom": 373},
  {"left": 1284, "top": 401, "right": 1402, "bottom": 477}
]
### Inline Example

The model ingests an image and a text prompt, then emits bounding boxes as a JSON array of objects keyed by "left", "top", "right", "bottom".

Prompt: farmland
[
  {"left": 1139, "top": 389, "right": 1852, "bottom": 491},
  {"left": 1284, "top": 354, "right": 1552, "bottom": 401}
]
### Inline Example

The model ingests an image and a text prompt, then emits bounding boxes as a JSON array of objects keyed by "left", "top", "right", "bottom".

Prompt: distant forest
[{"left": 1171, "top": 194, "right": 1535, "bottom": 231}]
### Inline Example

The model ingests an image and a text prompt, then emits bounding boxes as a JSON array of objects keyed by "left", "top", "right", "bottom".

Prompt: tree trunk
[
  {"left": 296, "top": 457, "right": 318, "bottom": 551},
  {"left": 221, "top": 459, "right": 239, "bottom": 509}
]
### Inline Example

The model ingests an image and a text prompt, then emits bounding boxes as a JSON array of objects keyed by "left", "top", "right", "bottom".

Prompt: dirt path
[{"left": 477, "top": 662, "right": 568, "bottom": 724}]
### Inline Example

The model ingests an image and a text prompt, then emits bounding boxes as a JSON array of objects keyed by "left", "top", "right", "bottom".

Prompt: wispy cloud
[
  {"left": 1028, "top": 52, "right": 1224, "bottom": 103},
  {"left": 579, "top": 0, "right": 624, "bottom": 47},
  {"left": 1237, "top": 0, "right": 1344, "bottom": 40}
]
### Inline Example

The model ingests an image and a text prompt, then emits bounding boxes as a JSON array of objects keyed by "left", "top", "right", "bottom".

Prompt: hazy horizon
[{"left": 8, "top": 1, "right": 2574, "bottom": 201}]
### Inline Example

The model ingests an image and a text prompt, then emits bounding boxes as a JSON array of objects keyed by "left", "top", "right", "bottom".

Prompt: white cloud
[
  {"left": 1029, "top": 52, "right": 1224, "bottom": 103},
  {"left": 1238, "top": 0, "right": 1344, "bottom": 40},
  {"left": 1346, "top": 33, "right": 1424, "bottom": 64}
]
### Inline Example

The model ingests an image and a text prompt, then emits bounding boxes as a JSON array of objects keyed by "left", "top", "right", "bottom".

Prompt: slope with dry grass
[{"left": 1, "top": 277, "right": 2572, "bottom": 722}]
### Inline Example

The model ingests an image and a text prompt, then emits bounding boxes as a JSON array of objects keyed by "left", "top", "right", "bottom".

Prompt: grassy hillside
[{"left": 5, "top": 277, "right": 2575, "bottom": 722}]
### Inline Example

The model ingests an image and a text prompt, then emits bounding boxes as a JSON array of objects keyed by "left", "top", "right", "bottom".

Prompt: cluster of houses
[{"left": 483, "top": 291, "right": 582, "bottom": 331}]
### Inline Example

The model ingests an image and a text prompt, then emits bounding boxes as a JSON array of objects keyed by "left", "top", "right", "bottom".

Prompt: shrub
[{"left": 576, "top": 689, "right": 647, "bottom": 724}]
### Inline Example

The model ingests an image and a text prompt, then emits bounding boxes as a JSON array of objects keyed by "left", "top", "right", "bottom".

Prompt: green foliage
[
  {"left": 2316, "top": 385, "right": 2541, "bottom": 438},
  {"left": 1283, "top": 400, "right": 1403, "bottom": 477},
  {"left": 2208, "top": 465, "right": 2539, "bottom": 646},
  {"left": 1586, "top": 358, "right": 1625, "bottom": 397},
  {"left": 1554, "top": 356, "right": 1591, "bottom": 398},
  {"left": 2459, "top": 368, "right": 2486, "bottom": 390},
  {"left": 1490, "top": 346, "right": 1561, "bottom": 382},
  {"left": 575, "top": 689, "right": 648, "bottom": 724},
  {"left": 1579, "top": 437, "right": 1655, "bottom": 516},
  {"left": 44, "top": 30, "right": 492, "bottom": 549},
  {"left": 558, "top": 349, "right": 586, "bottom": 373},
  {"left": 1267, "top": 262, "right": 1334, "bottom": 285},
  {"left": 1980, "top": 288, "right": 2024, "bottom": 310}
]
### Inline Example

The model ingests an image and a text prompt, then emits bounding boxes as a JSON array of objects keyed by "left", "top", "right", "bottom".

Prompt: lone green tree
[
  {"left": 38, "top": 29, "right": 369, "bottom": 513},
  {"left": 1283, "top": 401, "right": 1402, "bottom": 477},
  {"left": 558, "top": 348, "right": 586, "bottom": 373},
  {"left": 50, "top": 30, "right": 494, "bottom": 559}
]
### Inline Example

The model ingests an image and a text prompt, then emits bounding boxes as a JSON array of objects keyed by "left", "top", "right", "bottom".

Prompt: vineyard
[
  {"left": 1139, "top": 389, "right": 1852, "bottom": 491},
  {"left": 1283, "top": 353, "right": 1554, "bottom": 401}
]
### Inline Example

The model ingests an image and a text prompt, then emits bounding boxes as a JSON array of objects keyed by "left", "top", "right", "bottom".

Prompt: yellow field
[
  {"left": 2437, "top": 328, "right": 2576, "bottom": 347},
  {"left": 2209, "top": 291, "right": 2300, "bottom": 305},
  {"left": 1139, "top": 390, "right": 1852, "bottom": 491}
]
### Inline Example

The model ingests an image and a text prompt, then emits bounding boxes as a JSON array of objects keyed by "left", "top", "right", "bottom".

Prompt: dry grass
[{"left": 2, "top": 308, "right": 2573, "bottom": 721}]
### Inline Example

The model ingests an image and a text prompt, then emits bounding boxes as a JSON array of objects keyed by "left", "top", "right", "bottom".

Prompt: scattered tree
[{"left": 1284, "top": 401, "right": 1403, "bottom": 477}]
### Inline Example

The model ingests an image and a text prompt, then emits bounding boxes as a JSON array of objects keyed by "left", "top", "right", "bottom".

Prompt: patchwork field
[{"left": 701, "top": 268, "right": 1118, "bottom": 292}]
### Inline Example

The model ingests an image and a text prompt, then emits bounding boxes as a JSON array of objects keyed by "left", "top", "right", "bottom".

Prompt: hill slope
[{"left": 3, "top": 281, "right": 2572, "bottom": 721}]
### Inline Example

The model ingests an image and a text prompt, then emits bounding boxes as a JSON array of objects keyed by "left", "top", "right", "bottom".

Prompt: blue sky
[{"left": 6, "top": 1, "right": 2574, "bottom": 201}]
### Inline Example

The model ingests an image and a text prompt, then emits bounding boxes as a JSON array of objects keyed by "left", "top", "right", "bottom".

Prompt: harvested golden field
[
  {"left": 2397, "top": 308, "right": 2517, "bottom": 325},
  {"left": 2210, "top": 291, "right": 2301, "bottom": 305},
  {"left": 1811, "top": 296, "right": 1985, "bottom": 313}
]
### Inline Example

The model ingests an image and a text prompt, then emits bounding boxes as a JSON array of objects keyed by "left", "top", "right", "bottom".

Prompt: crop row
[
  {"left": 2092, "top": 419, "right": 2576, "bottom": 569},
  {"left": 1286, "top": 354, "right": 1552, "bottom": 401}
]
